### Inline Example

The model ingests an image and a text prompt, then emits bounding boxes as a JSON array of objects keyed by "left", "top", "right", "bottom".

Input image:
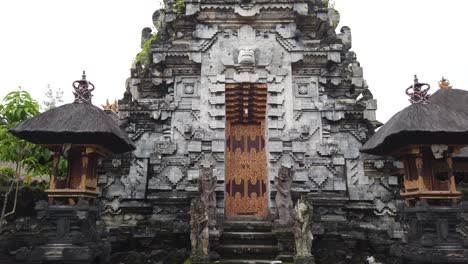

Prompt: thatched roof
[
  {"left": 361, "top": 88, "right": 468, "bottom": 156},
  {"left": 10, "top": 103, "right": 135, "bottom": 154}
]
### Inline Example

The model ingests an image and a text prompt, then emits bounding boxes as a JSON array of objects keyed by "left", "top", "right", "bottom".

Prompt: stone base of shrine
[
  {"left": 16, "top": 243, "right": 110, "bottom": 264},
  {"left": 191, "top": 255, "right": 210, "bottom": 264},
  {"left": 294, "top": 255, "right": 315, "bottom": 264},
  {"left": 12, "top": 200, "right": 110, "bottom": 264}
]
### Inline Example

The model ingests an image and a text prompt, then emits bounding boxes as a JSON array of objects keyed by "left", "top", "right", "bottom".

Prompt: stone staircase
[{"left": 216, "top": 220, "right": 281, "bottom": 264}]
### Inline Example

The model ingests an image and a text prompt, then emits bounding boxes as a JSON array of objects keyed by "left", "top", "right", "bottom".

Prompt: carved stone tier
[
  {"left": 399, "top": 201, "right": 468, "bottom": 263},
  {"left": 15, "top": 200, "right": 110, "bottom": 264}
]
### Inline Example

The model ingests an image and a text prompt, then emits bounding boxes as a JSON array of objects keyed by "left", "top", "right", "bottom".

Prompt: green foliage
[
  {"left": 173, "top": 0, "right": 186, "bottom": 15},
  {"left": 183, "top": 259, "right": 191, "bottom": 264},
  {"left": 134, "top": 0, "right": 185, "bottom": 67},
  {"left": 135, "top": 33, "right": 158, "bottom": 67},
  {"left": 0, "top": 89, "right": 39, "bottom": 126},
  {"left": 327, "top": 1, "right": 339, "bottom": 30},
  {"left": 0, "top": 88, "right": 51, "bottom": 177},
  {"left": 0, "top": 166, "right": 15, "bottom": 185},
  {"left": 55, "top": 158, "right": 68, "bottom": 179}
]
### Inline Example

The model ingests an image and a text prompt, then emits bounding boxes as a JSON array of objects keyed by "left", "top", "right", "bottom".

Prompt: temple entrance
[{"left": 225, "top": 83, "right": 268, "bottom": 218}]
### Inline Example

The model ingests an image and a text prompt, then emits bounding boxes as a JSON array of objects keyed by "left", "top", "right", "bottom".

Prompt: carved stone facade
[{"left": 98, "top": 0, "right": 402, "bottom": 263}]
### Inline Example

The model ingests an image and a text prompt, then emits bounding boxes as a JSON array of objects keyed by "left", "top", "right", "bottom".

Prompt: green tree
[{"left": 0, "top": 88, "right": 51, "bottom": 231}]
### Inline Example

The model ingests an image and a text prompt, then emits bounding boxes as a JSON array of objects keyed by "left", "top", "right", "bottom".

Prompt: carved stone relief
[{"left": 121, "top": 158, "right": 148, "bottom": 199}]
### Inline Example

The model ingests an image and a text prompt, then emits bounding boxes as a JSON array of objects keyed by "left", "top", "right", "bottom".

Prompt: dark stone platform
[
  {"left": 294, "top": 256, "right": 315, "bottom": 264},
  {"left": 14, "top": 200, "right": 110, "bottom": 264},
  {"left": 399, "top": 201, "right": 468, "bottom": 263}
]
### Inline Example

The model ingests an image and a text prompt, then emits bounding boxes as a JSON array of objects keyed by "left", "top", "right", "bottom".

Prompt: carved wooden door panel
[{"left": 225, "top": 83, "right": 268, "bottom": 218}]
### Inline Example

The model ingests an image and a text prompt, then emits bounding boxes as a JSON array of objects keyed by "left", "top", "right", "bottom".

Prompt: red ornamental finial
[
  {"left": 72, "top": 71, "right": 95, "bottom": 103},
  {"left": 405, "top": 75, "right": 431, "bottom": 104}
]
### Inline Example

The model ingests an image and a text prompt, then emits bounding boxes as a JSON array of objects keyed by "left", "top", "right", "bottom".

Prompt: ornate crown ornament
[
  {"left": 405, "top": 75, "right": 431, "bottom": 104},
  {"left": 438, "top": 77, "right": 453, "bottom": 90},
  {"left": 102, "top": 99, "right": 118, "bottom": 113},
  {"left": 72, "top": 71, "right": 95, "bottom": 103}
]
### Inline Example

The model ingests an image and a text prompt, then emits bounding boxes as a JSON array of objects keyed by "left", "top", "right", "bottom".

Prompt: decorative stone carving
[
  {"left": 293, "top": 197, "right": 315, "bottom": 264},
  {"left": 167, "top": 167, "right": 184, "bottom": 186},
  {"left": 121, "top": 158, "right": 148, "bottom": 199},
  {"left": 125, "top": 122, "right": 136, "bottom": 133},
  {"left": 199, "top": 166, "right": 217, "bottom": 226},
  {"left": 298, "top": 85, "right": 308, "bottom": 95},
  {"left": 308, "top": 166, "right": 331, "bottom": 189},
  {"left": 275, "top": 166, "right": 294, "bottom": 224},
  {"left": 141, "top": 27, "right": 152, "bottom": 47},
  {"left": 185, "top": 85, "right": 195, "bottom": 94},
  {"left": 238, "top": 47, "right": 255, "bottom": 64},
  {"left": 112, "top": 159, "right": 122, "bottom": 168},
  {"left": 190, "top": 197, "right": 209, "bottom": 261}
]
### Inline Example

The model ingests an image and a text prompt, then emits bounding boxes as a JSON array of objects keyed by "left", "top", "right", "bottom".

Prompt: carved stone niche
[
  {"left": 175, "top": 76, "right": 200, "bottom": 98},
  {"left": 294, "top": 77, "right": 319, "bottom": 99}
]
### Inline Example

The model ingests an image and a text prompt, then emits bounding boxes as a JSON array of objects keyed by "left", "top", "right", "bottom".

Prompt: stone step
[
  {"left": 223, "top": 221, "right": 273, "bottom": 232},
  {"left": 221, "top": 231, "right": 277, "bottom": 245},
  {"left": 216, "top": 260, "right": 282, "bottom": 264},
  {"left": 218, "top": 245, "right": 278, "bottom": 259}
]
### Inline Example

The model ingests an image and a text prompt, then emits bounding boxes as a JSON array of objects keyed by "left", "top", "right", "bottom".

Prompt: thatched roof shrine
[
  {"left": 9, "top": 72, "right": 134, "bottom": 154},
  {"left": 361, "top": 88, "right": 468, "bottom": 156}
]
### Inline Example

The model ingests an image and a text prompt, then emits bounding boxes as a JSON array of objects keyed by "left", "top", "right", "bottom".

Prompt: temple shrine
[{"left": 2, "top": 0, "right": 468, "bottom": 263}]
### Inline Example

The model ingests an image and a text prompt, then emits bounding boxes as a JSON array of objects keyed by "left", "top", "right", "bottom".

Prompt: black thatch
[
  {"left": 361, "top": 88, "right": 468, "bottom": 156},
  {"left": 9, "top": 103, "right": 135, "bottom": 154}
]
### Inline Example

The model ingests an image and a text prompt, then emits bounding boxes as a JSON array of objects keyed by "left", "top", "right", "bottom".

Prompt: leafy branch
[{"left": 0, "top": 88, "right": 52, "bottom": 232}]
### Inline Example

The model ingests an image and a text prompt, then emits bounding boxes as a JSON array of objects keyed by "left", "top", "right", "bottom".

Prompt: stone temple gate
[{"left": 97, "top": 0, "right": 401, "bottom": 262}]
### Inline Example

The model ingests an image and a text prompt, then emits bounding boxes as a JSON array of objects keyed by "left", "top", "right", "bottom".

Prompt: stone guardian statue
[
  {"left": 275, "top": 166, "right": 294, "bottom": 224},
  {"left": 190, "top": 197, "right": 209, "bottom": 263},
  {"left": 199, "top": 166, "right": 217, "bottom": 226},
  {"left": 293, "top": 197, "right": 314, "bottom": 264}
]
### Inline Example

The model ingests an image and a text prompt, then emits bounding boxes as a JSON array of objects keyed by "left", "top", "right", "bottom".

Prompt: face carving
[
  {"left": 278, "top": 166, "right": 291, "bottom": 182},
  {"left": 238, "top": 48, "right": 255, "bottom": 64}
]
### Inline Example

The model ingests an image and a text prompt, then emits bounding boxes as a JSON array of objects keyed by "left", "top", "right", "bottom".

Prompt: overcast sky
[{"left": 0, "top": 0, "right": 466, "bottom": 123}]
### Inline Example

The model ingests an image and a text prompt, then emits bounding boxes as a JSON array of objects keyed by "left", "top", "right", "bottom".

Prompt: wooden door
[{"left": 225, "top": 83, "right": 268, "bottom": 218}]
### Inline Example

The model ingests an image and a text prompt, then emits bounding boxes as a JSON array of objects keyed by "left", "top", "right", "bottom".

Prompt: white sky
[{"left": 0, "top": 0, "right": 467, "bottom": 123}]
